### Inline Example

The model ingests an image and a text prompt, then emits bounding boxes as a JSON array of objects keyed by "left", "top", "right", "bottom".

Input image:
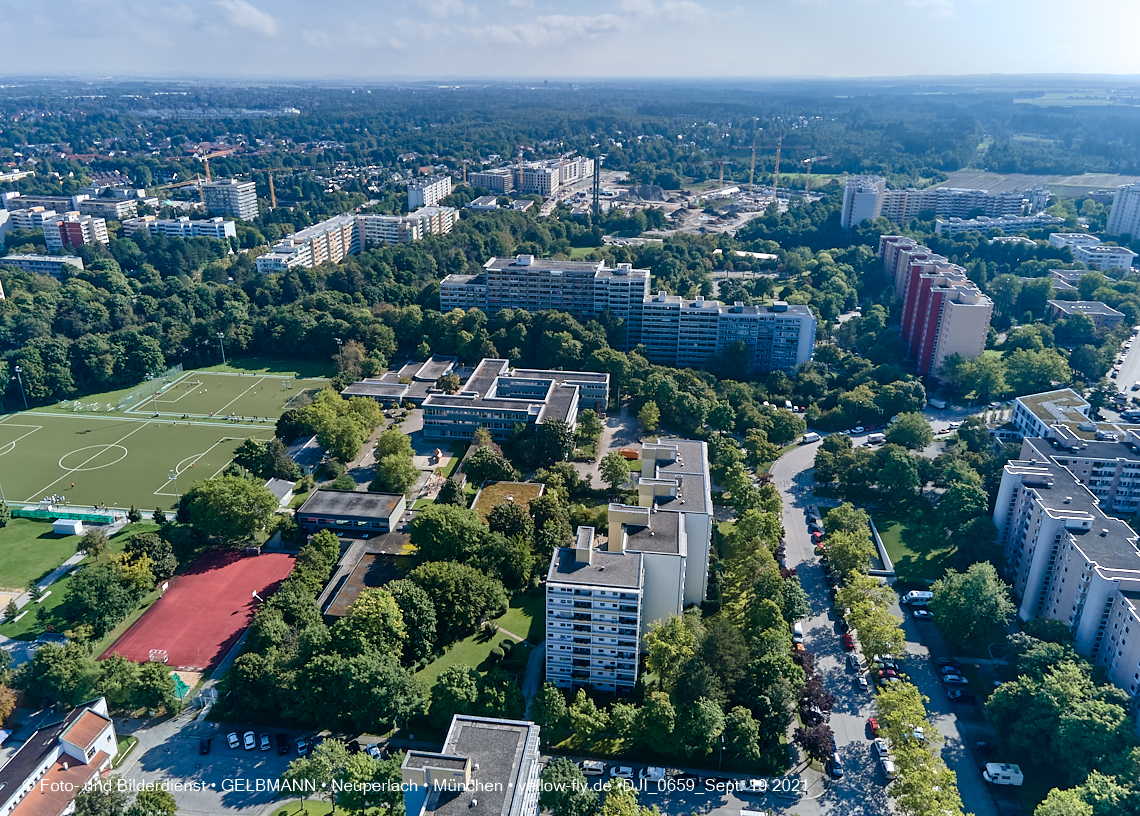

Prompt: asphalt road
[
  {"left": 1112, "top": 329, "right": 1140, "bottom": 399},
  {"left": 769, "top": 441, "right": 1003, "bottom": 816}
]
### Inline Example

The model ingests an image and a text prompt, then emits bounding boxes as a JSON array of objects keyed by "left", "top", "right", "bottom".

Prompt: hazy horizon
[{"left": 4, "top": 0, "right": 1139, "bottom": 80}]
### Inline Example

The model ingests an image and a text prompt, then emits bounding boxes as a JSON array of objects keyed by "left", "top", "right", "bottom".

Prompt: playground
[
  {"left": 100, "top": 549, "right": 296, "bottom": 672},
  {"left": 0, "top": 369, "right": 327, "bottom": 511}
]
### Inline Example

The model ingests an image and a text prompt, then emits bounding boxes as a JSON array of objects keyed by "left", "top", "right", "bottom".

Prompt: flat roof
[
  {"left": 1016, "top": 389, "right": 1090, "bottom": 424},
  {"left": 297, "top": 489, "right": 404, "bottom": 519},
  {"left": 512, "top": 368, "right": 609, "bottom": 384},
  {"left": 404, "top": 751, "right": 468, "bottom": 771},
  {"left": 1025, "top": 436, "right": 1138, "bottom": 463},
  {"left": 1047, "top": 300, "right": 1124, "bottom": 317},
  {"left": 471, "top": 482, "right": 544, "bottom": 520},
  {"left": 484, "top": 256, "right": 604, "bottom": 273},
  {"left": 323, "top": 549, "right": 413, "bottom": 619},
  {"left": 538, "top": 383, "right": 577, "bottom": 424},
  {"left": 624, "top": 511, "right": 682, "bottom": 555},
  {"left": 341, "top": 381, "right": 409, "bottom": 399},
  {"left": 424, "top": 717, "right": 537, "bottom": 816},
  {"left": 547, "top": 546, "right": 643, "bottom": 588},
  {"left": 415, "top": 355, "right": 457, "bottom": 382}
]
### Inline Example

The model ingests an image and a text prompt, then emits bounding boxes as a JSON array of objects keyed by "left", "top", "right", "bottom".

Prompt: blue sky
[{"left": 3, "top": 0, "right": 1138, "bottom": 79}]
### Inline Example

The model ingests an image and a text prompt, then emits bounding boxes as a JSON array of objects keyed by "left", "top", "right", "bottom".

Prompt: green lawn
[
  {"left": 268, "top": 800, "right": 335, "bottom": 816},
  {"left": 414, "top": 596, "right": 541, "bottom": 689},
  {"left": 412, "top": 498, "right": 435, "bottom": 510},
  {"left": 0, "top": 519, "right": 82, "bottom": 590},
  {"left": 201, "top": 357, "right": 336, "bottom": 379},
  {"left": 874, "top": 504, "right": 956, "bottom": 582},
  {"left": 493, "top": 591, "right": 545, "bottom": 643},
  {"left": 569, "top": 247, "right": 601, "bottom": 260}
]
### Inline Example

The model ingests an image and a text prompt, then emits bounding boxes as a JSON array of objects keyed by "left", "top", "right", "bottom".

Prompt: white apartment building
[
  {"left": 407, "top": 174, "right": 453, "bottom": 210},
  {"left": 546, "top": 438, "right": 713, "bottom": 694},
  {"left": 879, "top": 187, "right": 1031, "bottom": 222},
  {"left": 546, "top": 526, "right": 645, "bottom": 693},
  {"left": 8, "top": 207, "right": 58, "bottom": 231},
  {"left": 993, "top": 458, "right": 1140, "bottom": 702},
  {"left": 42, "top": 212, "right": 108, "bottom": 250},
  {"left": 1107, "top": 182, "right": 1140, "bottom": 238},
  {"left": 0, "top": 254, "right": 84, "bottom": 277},
  {"left": 629, "top": 293, "right": 817, "bottom": 373},
  {"left": 1049, "top": 233, "right": 1103, "bottom": 250},
  {"left": 1009, "top": 389, "right": 1092, "bottom": 441},
  {"left": 255, "top": 213, "right": 359, "bottom": 273},
  {"left": 439, "top": 255, "right": 651, "bottom": 326},
  {"left": 1019, "top": 433, "right": 1140, "bottom": 516},
  {"left": 202, "top": 179, "right": 258, "bottom": 220},
  {"left": 840, "top": 176, "right": 887, "bottom": 228},
  {"left": 1074, "top": 244, "right": 1137, "bottom": 272},
  {"left": 78, "top": 198, "right": 137, "bottom": 220},
  {"left": 122, "top": 215, "right": 236, "bottom": 240},
  {"left": 517, "top": 165, "right": 560, "bottom": 198},
  {"left": 469, "top": 168, "right": 515, "bottom": 194},
  {"left": 934, "top": 212, "right": 1066, "bottom": 235},
  {"left": 256, "top": 208, "right": 458, "bottom": 272}
]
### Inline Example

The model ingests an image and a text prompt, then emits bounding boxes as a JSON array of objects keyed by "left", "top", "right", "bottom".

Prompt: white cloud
[
  {"left": 214, "top": 0, "right": 279, "bottom": 36},
  {"left": 475, "top": 13, "right": 624, "bottom": 46},
  {"left": 417, "top": 0, "right": 477, "bottom": 18}
]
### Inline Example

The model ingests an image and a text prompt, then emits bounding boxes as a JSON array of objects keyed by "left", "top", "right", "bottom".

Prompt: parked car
[
  {"left": 880, "top": 756, "right": 898, "bottom": 781},
  {"left": 943, "top": 675, "right": 969, "bottom": 686},
  {"left": 296, "top": 737, "right": 310, "bottom": 756},
  {"left": 277, "top": 734, "right": 290, "bottom": 755},
  {"left": 260, "top": 734, "right": 272, "bottom": 751},
  {"left": 948, "top": 690, "right": 977, "bottom": 704},
  {"left": 868, "top": 717, "right": 881, "bottom": 736},
  {"left": 826, "top": 756, "right": 845, "bottom": 779},
  {"left": 639, "top": 767, "right": 666, "bottom": 782},
  {"left": 609, "top": 766, "right": 634, "bottom": 780},
  {"left": 912, "top": 608, "right": 934, "bottom": 619},
  {"left": 199, "top": 738, "right": 211, "bottom": 755},
  {"left": 366, "top": 744, "right": 383, "bottom": 760},
  {"left": 936, "top": 657, "right": 960, "bottom": 669},
  {"left": 227, "top": 732, "right": 240, "bottom": 749},
  {"left": 842, "top": 633, "right": 855, "bottom": 651},
  {"left": 847, "top": 654, "right": 861, "bottom": 672},
  {"left": 873, "top": 738, "right": 890, "bottom": 758},
  {"left": 878, "top": 668, "right": 899, "bottom": 679},
  {"left": 579, "top": 761, "right": 605, "bottom": 776},
  {"left": 243, "top": 731, "right": 256, "bottom": 750},
  {"left": 857, "top": 676, "right": 869, "bottom": 691},
  {"left": 875, "top": 660, "right": 899, "bottom": 671},
  {"left": 739, "top": 779, "right": 766, "bottom": 794}
]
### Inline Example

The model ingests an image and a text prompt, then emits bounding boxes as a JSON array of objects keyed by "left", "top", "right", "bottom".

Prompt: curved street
[{"left": 770, "top": 440, "right": 1002, "bottom": 816}]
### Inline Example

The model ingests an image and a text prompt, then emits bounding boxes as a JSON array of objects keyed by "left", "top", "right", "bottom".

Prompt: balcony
[
  {"left": 618, "top": 617, "right": 637, "bottom": 626},
  {"left": 619, "top": 605, "right": 638, "bottom": 613},
  {"left": 573, "top": 659, "right": 590, "bottom": 668},
  {"left": 573, "top": 613, "right": 591, "bottom": 621}
]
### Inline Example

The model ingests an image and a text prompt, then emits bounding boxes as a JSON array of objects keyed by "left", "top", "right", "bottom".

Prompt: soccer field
[
  {"left": 119, "top": 370, "right": 326, "bottom": 421},
  {"left": 0, "top": 413, "right": 276, "bottom": 511}
]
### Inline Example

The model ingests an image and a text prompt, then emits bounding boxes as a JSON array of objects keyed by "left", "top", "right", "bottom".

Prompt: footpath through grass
[{"left": 0, "top": 518, "right": 82, "bottom": 590}]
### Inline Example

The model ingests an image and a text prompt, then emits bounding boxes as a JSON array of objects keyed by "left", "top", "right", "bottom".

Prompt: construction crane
[
  {"left": 197, "top": 148, "right": 237, "bottom": 182},
  {"left": 268, "top": 171, "right": 276, "bottom": 209},
  {"left": 728, "top": 132, "right": 784, "bottom": 197},
  {"left": 749, "top": 135, "right": 756, "bottom": 193},
  {"left": 801, "top": 155, "right": 831, "bottom": 194},
  {"left": 771, "top": 131, "right": 784, "bottom": 199}
]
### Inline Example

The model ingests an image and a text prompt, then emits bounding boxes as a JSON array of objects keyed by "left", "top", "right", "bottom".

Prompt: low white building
[
  {"left": 122, "top": 215, "right": 236, "bottom": 240},
  {"left": 1009, "top": 389, "right": 1091, "bottom": 441},
  {"left": 1074, "top": 244, "right": 1138, "bottom": 272},
  {"left": 1049, "top": 232, "right": 1102, "bottom": 250}
]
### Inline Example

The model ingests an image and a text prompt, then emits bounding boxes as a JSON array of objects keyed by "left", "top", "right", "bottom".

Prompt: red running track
[{"left": 101, "top": 550, "right": 295, "bottom": 672}]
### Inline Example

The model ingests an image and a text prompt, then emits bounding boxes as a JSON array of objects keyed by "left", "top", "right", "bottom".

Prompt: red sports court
[{"left": 101, "top": 550, "right": 295, "bottom": 672}]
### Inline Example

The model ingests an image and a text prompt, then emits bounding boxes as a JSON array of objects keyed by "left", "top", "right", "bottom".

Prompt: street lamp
[
  {"left": 147, "top": 373, "right": 160, "bottom": 416},
  {"left": 168, "top": 469, "right": 180, "bottom": 503},
  {"left": 13, "top": 365, "right": 28, "bottom": 410},
  {"left": 216, "top": 332, "right": 227, "bottom": 367},
  {"left": 719, "top": 734, "right": 724, "bottom": 770},
  {"left": 335, "top": 337, "right": 344, "bottom": 372}
]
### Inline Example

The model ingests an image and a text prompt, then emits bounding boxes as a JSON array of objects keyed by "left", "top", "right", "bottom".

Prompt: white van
[
  {"left": 579, "top": 760, "right": 605, "bottom": 776},
  {"left": 801, "top": 432, "right": 821, "bottom": 444},
  {"left": 793, "top": 622, "right": 804, "bottom": 644},
  {"left": 867, "top": 432, "right": 886, "bottom": 444},
  {"left": 982, "top": 763, "right": 1023, "bottom": 787},
  {"left": 902, "top": 590, "right": 934, "bottom": 606},
  {"left": 880, "top": 756, "right": 898, "bottom": 781}
]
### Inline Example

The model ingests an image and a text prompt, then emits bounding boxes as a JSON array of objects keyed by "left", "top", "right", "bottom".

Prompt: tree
[
  {"left": 0, "top": 685, "right": 16, "bottom": 725},
  {"left": 644, "top": 613, "right": 700, "bottom": 692},
  {"left": 337, "top": 751, "right": 404, "bottom": 816},
  {"left": 371, "top": 453, "right": 420, "bottom": 493},
  {"left": 79, "top": 528, "right": 109, "bottom": 561},
  {"left": 723, "top": 706, "right": 763, "bottom": 763},
  {"left": 0, "top": 500, "right": 10, "bottom": 528},
  {"left": 436, "top": 372, "right": 461, "bottom": 393},
  {"left": 13, "top": 642, "right": 100, "bottom": 708},
  {"left": 824, "top": 502, "right": 869, "bottom": 536},
  {"left": 539, "top": 758, "right": 598, "bottom": 816},
  {"left": 408, "top": 561, "right": 508, "bottom": 643},
  {"left": 599, "top": 451, "right": 631, "bottom": 493},
  {"left": 638, "top": 401, "right": 660, "bottom": 433},
  {"left": 472, "top": 532, "right": 534, "bottom": 591},
  {"left": 794, "top": 723, "right": 835, "bottom": 762},
  {"left": 387, "top": 579, "right": 437, "bottom": 664},
  {"left": 487, "top": 501, "right": 534, "bottom": 542},
  {"left": 635, "top": 691, "right": 676, "bottom": 753},
  {"left": 825, "top": 530, "right": 876, "bottom": 579},
  {"left": 126, "top": 506, "right": 142, "bottom": 524},
  {"left": 334, "top": 588, "right": 407, "bottom": 656},
  {"left": 126, "top": 787, "right": 177, "bottom": 816},
  {"left": 65, "top": 562, "right": 147, "bottom": 637},
  {"left": 939, "top": 479, "right": 990, "bottom": 533},
  {"left": 430, "top": 664, "right": 481, "bottom": 727},
  {"left": 123, "top": 532, "right": 178, "bottom": 581},
  {"left": 133, "top": 661, "right": 178, "bottom": 711},
  {"left": 435, "top": 477, "right": 465, "bottom": 506},
  {"left": 464, "top": 445, "right": 519, "bottom": 483},
  {"left": 409, "top": 504, "right": 487, "bottom": 561},
  {"left": 73, "top": 779, "right": 130, "bottom": 816},
  {"left": 598, "top": 780, "right": 644, "bottom": 816},
  {"left": 767, "top": 408, "right": 806, "bottom": 445},
  {"left": 931, "top": 562, "right": 1015, "bottom": 646},
  {"left": 885, "top": 412, "right": 933, "bottom": 450},
  {"left": 877, "top": 446, "right": 919, "bottom": 497},
  {"left": 676, "top": 696, "right": 725, "bottom": 757},
  {"left": 181, "top": 475, "right": 277, "bottom": 543},
  {"left": 528, "top": 682, "right": 569, "bottom": 736},
  {"left": 568, "top": 688, "right": 609, "bottom": 742},
  {"left": 97, "top": 653, "right": 140, "bottom": 707},
  {"left": 375, "top": 428, "right": 414, "bottom": 460},
  {"left": 1035, "top": 789, "right": 1093, "bottom": 816},
  {"left": 576, "top": 408, "right": 604, "bottom": 439},
  {"left": 152, "top": 507, "right": 167, "bottom": 525},
  {"left": 536, "top": 418, "right": 574, "bottom": 466},
  {"left": 280, "top": 739, "right": 353, "bottom": 813}
]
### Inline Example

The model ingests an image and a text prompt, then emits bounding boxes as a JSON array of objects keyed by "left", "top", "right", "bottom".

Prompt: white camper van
[
  {"left": 982, "top": 763, "right": 1023, "bottom": 787},
  {"left": 902, "top": 590, "right": 934, "bottom": 606}
]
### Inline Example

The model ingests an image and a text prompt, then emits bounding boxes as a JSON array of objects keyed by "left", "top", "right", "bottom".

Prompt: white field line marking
[{"left": 24, "top": 421, "right": 153, "bottom": 502}]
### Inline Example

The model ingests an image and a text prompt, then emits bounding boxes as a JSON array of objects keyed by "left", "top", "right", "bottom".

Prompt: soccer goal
[{"left": 148, "top": 649, "right": 169, "bottom": 664}]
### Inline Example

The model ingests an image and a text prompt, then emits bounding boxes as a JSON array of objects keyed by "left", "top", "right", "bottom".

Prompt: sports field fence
[{"left": 117, "top": 364, "right": 185, "bottom": 411}]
